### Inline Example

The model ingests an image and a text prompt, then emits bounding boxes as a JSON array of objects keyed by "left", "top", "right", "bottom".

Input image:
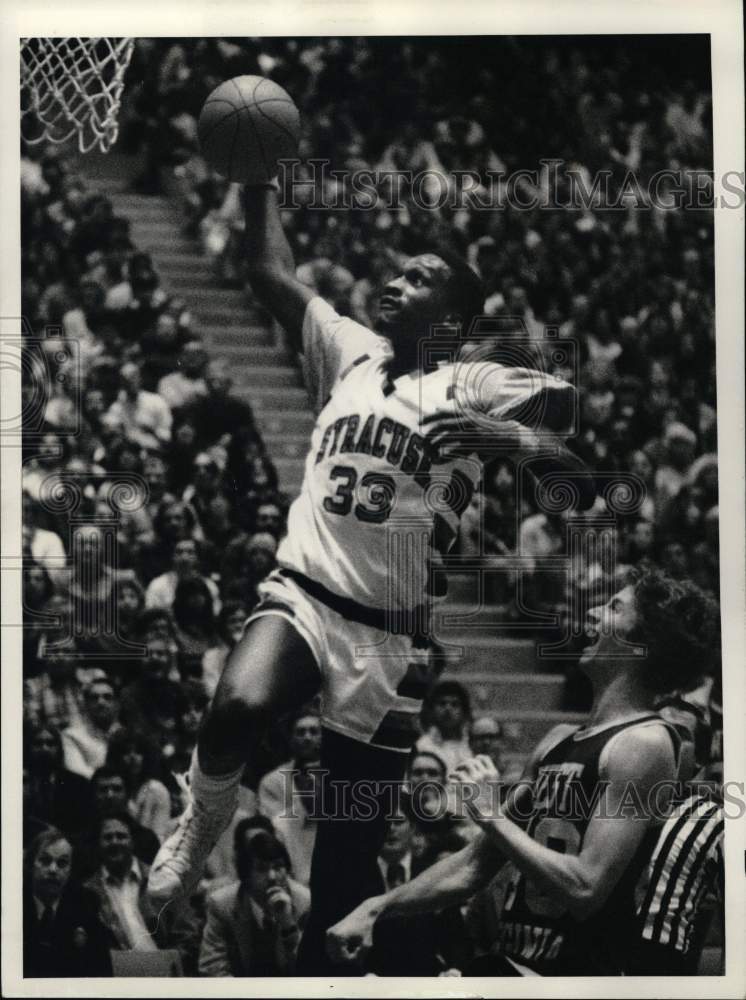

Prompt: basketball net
[{"left": 21, "top": 38, "right": 135, "bottom": 154}]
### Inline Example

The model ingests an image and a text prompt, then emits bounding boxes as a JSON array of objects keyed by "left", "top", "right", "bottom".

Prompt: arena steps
[
  {"left": 261, "top": 412, "right": 316, "bottom": 437},
  {"left": 196, "top": 304, "right": 270, "bottom": 326},
  {"left": 199, "top": 342, "right": 290, "bottom": 364},
  {"left": 203, "top": 325, "right": 276, "bottom": 347},
  {"left": 235, "top": 385, "right": 309, "bottom": 410},
  {"left": 444, "top": 571, "right": 560, "bottom": 613},
  {"left": 262, "top": 433, "right": 313, "bottom": 459},
  {"left": 435, "top": 602, "right": 586, "bottom": 755},
  {"left": 75, "top": 152, "right": 310, "bottom": 494},
  {"left": 434, "top": 634, "right": 546, "bottom": 674},
  {"left": 440, "top": 671, "right": 565, "bottom": 712}
]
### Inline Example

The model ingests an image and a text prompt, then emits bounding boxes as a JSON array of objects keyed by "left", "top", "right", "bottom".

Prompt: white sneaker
[{"left": 147, "top": 776, "right": 237, "bottom": 905}]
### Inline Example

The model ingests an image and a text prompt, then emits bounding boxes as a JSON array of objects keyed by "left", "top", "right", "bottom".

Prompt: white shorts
[{"left": 245, "top": 569, "right": 436, "bottom": 752}]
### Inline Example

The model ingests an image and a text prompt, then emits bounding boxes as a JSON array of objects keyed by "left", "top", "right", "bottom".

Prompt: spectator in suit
[
  {"left": 406, "top": 749, "right": 449, "bottom": 822},
  {"left": 202, "top": 808, "right": 273, "bottom": 897},
  {"left": 378, "top": 806, "right": 415, "bottom": 892},
  {"left": 259, "top": 711, "right": 322, "bottom": 887},
  {"left": 258, "top": 710, "right": 322, "bottom": 820},
  {"left": 199, "top": 827, "right": 310, "bottom": 976},
  {"left": 84, "top": 812, "right": 200, "bottom": 972},
  {"left": 24, "top": 829, "right": 114, "bottom": 977},
  {"left": 369, "top": 802, "right": 468, "bottom": 976},
  {"left": 61, "top": 677, "right": 122, "bottom": 780},
  {"left": 24, "top": 723, "right": 93, "bottom": 841}
]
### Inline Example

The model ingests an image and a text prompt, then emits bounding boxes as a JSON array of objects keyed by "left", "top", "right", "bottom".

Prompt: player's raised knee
[{"left": 210, "top": 681, "right": 270, "bottom": 732}]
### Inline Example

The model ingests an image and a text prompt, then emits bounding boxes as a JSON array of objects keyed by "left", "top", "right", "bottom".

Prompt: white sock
[{"left": 189, "top": 750, "right": 243, "bottom": 808}]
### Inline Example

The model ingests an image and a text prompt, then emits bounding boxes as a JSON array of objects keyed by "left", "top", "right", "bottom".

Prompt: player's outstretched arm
[
  {"left": 326, "top": 834, "right": 500, "bottom": 965},
  {"left": 421, "top": 412, "right": 597, "bottom": 510},
  {"left": 243, "top": 183, "right": 314, "bottom": 354},
  {"left": 520, "top": 440, "right": 597, "bottom": 511}
]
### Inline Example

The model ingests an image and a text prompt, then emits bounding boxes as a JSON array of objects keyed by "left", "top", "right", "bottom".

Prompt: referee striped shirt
[{"left": 636, "top": 791, "right": 724, "bottom": 955}]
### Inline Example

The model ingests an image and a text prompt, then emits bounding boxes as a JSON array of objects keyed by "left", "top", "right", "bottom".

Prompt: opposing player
[
  {"left": 147, "top": 177, "right": 594, "bottom": 972},
  {"left": 327, "top": 567, "right": 720, "bottom": 976}
]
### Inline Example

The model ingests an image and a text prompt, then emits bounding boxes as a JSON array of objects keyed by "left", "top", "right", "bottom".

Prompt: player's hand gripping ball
[{"left": 198, "top": 75, "right": 300, "bottom": 184}]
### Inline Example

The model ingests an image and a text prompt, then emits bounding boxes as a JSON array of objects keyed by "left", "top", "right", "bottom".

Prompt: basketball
[{"left": 197, "top": 75, "right": 301, "bottom": 184}]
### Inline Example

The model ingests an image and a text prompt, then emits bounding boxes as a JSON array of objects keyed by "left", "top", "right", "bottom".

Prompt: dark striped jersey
[
  {"left": 495, "top": 714, "right": 677, "bottom": 975},
  {"left": 633, "top": 791, "right": 724, "bottom": 971}
]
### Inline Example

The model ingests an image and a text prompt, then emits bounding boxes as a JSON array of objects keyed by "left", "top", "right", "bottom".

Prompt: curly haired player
[
  {"left": 328, "top": 567, "right": 720, "bottom": 976},
  {"left": 148, "top": 178, "right": 595, "bottom": 973}
]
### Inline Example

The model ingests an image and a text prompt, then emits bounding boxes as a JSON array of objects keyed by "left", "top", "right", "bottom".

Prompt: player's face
[
  {"left": 377, "top": 254, "right": 456, "bottom": 347},
  {"left": 579, "top": 586, "right": 640, "bottom": 670}
]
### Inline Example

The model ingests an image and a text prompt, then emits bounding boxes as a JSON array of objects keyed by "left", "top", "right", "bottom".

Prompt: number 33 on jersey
[{"left": 277, "top": 297, "right": 576, "bottom": 613}]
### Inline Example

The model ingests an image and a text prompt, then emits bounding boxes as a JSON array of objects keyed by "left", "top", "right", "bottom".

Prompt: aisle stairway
[
  {"left": 77, "top": 151, "right": 586, "bottom": 763},
  {"left": 79, "top": 152, "right": 312, "bottom": 495}
]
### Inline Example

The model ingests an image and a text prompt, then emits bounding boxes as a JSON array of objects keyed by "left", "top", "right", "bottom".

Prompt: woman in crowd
[
  {"left": 106, "top": 728, "right": 172, "bottom": 843},
  {"left": 172, "top": 576, "right": 220, "bottom": 680}
]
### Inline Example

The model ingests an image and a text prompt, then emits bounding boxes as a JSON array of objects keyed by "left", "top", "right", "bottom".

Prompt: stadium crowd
[{"left": 21, "top": 36, "right": 722, "bottom": 976}]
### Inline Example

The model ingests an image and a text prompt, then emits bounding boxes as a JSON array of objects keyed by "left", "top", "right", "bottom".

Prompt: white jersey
[{"left": 277, "top": 297, "right": 576, "bottom": 612}]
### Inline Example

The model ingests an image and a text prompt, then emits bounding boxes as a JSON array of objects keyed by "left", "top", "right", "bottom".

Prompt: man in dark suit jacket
[
  {"left": 24, "top": 829, "right": 114, "bottom": 977},
  {"left": 369, "top": 807, "right": 468, "bottom": 976},
  {"left": 199, "top": 825, "right": 310, "bottom": 976}
]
